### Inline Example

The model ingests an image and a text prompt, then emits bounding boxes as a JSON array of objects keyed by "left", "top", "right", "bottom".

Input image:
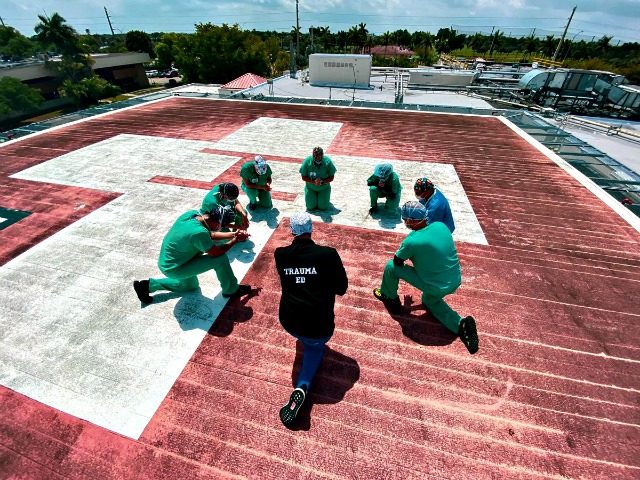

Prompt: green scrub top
[
  {"left": 299, "top": 155, "right": 337, "bottom": 183},
  {"left": 395, "top": 222, "right": 461, "bottom": 290},
  {"left": 367, "top": 171, "right": 402, "bottom": 196},
  {"left": 158, "top": 210, "right": 214, "bottom": 271},
  {"left": 201, "top": 184, "right": 237, "bottom": 213},
  {"left": 240, "top": 161, "right": 272, "bottom": 187}
]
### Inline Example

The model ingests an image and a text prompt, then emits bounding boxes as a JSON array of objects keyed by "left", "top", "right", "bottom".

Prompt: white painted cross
[{"left": 2, "top": 117, "right": 486, "bottom": 439}]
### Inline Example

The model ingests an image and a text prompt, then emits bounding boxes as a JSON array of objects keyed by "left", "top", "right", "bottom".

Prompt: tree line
[{"left": 1, "top": 13, "right": 639, "bottom": 118}]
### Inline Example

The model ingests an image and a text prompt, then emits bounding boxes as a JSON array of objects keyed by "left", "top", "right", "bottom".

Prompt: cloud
[{"left": 3, "top": 0, "right": 638, "bottom": 41}]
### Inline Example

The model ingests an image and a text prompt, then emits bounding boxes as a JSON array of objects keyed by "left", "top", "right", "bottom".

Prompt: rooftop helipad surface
[{"left": 0, "top": 98, "right": 639, "bottom": 479}]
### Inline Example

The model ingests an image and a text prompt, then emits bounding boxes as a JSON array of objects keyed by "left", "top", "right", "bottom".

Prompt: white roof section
[
  {"left": 552, "top": 116, "right": 640, "bottom": 175},
  {"left": 310, "top": 53, "right": 372, "bottom": 59},
  {"left": 245, "top": 72, "right": 494, "bottom": 109}
]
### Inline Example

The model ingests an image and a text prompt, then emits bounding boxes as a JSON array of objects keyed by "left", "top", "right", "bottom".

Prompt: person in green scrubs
[
  {"left": 133, "top": 205, "right": 251, "bottom": 304},
  {"left": 241, "top": 155, "right": 272, "bottom": 210},
  {"left": 201, "top": 182, "right": 249, "bottom": 230},
  {"left": 300, "top": 146, "right": 336, "bottom": 211},
  {"left": 373, "top": 201, "right": 479, "bottom": 354},
  {"left": 367, "top": 163, "right": 402, "bottom": 214}
]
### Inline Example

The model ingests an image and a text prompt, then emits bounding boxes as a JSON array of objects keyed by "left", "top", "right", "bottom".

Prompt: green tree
[
  {"left": 541, "top": 35, "right": 557, "bottom": 57},
  {"left": 272, "top": 51, "right": 290, "bottom": 75},
  {"left": 435, "top": 28, "right": 465, "bottom": 53},
  {"left": 336, "top": 30, "right": 348, "bottom": 53},
  {"left": 596, "top": 35, "right": 613, "bottom": 55},
  {"left": 60, "top": 76, "right": 120, "bottom": 107},
  {"left": 125, "top": 30, "right": 156, "bottom": 58},
  {"left": 381, "top": 31, "right": 392, "bottom": 57},
  {"left": 78, "top": 31, "right": 102, "bottom": 53},
  {"left": 0, "top": 26, "right": 37, "bottom": 60},
  {"left": 488, "top": 30, "right": 505, "bottom": 56},
  {"left": 34, "top": 13, "right": 81, "bottom": 55},
  {"left": 51, "top": 55, "right": 95, "bottom": 83},
  {"left": 171, "top": 24, "right": 270, "bottom": 84},
  {"left": 154, "top": 42, "right": 173, "bottom": 70},
  {"left": 357, "top": 23, "right": 369, "bottom": 51},
  {"left": 0, "top": 77, "right": 44, "bottom": 115},
  {"left": 392, "top": 29, "right": 412, "bottom": 48}
]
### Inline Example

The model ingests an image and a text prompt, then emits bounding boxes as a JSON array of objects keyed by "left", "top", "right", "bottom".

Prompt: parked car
[
  {"left": 146, "top": 70, "right": 160, "bottom": 78},
  {"left": 163, "top": 69, "right": 179, "bottom": 78}
]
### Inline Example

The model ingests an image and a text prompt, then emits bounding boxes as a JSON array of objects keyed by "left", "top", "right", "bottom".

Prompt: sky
[{"left": 1, "top": 0, "right": 639, "bottom": 43}]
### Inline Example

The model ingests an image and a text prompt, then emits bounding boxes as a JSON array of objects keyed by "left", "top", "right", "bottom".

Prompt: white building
[{"left": 308, "top": 54, "right": 372, "bottom": 89}]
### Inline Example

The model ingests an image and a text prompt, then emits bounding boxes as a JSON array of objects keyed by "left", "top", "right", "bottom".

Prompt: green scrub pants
[
  {"left": 369, "top": 186, "right": 400, "bottom": 210},
  {"left": 150, "top": 254, "right": 239, "bottom": 296},
  {"left": 305, "top": 183, "right": 331, "bottom": 210},
  {"left": 244, "top": 187, "right": 273, "bottom": 208},
  {"left": 379, "top": 259, "right": 462, "bottom": 334}
]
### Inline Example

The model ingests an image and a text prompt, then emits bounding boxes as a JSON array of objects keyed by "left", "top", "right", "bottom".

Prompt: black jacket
[{"left": 274, "top": 236, "right": 348, "bottom": 338}]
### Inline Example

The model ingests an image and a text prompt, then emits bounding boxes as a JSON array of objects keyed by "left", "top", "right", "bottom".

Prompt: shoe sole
[
  {"left": 279, "top": 388, "right": 306, "bottom": 426},
  {"left": 460, "top": 317, "right": 479, "bottom": 354},
  {"left": 133, "top": 281, "right": 152, "bottom": 304},
  {"left": 373, "top": 288, "right": 402, "bottom": 313}
]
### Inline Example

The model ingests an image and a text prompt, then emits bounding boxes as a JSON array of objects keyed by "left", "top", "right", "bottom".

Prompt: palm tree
[
  {"left": 541, "top": 35, "right": 556, "bottom": 57},
  {"left": 347, "top": 26, "right": 359, "bottom": 53},
  {"left": 336, "top": 30, "right": 348, "bottom": 53},
  {"left": 381, "top": 31, "right": 392, "bottom": 57},
  {"left": 488, "top": 29, "right": 504, "bottom": 57},
  {"left": 34, "top": 13, "right": 80, "bottom": 55},
  {"left": 357, "top": 22, "right": 368, "bottom": 53},
  {"left": 596, "top": 35, "right": 613, "bottom": 54}
]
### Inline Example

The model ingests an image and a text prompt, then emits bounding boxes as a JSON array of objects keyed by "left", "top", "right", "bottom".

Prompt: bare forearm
[{"left": 210, "top": 231, "right": 235, "bottom": 241}]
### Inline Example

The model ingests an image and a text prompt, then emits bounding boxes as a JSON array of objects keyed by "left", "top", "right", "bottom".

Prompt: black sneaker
[
  {"left": 133, "top": 280, "right": 152, "bottom": 304},
  {"left": 222, "top": 284, "right": 251, "bottom": 299},
  {"left": 279, "top": 387, "right": 306, "bottom": 426},
  {"left": 459, "top": 316, "right": 479, "bottom": 354},
  {"left": 373, "top": 288, "right": 402, "bottom": 313}
]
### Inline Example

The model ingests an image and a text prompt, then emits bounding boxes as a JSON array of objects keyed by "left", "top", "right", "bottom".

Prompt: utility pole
[
  {"left": 295, "top": 0, "right": 300, "bottom": 57},
  {"left": 289, "top": 38, "right": 297, "bottom": 78},
  {"left": 552, "top": 5, "right": 577, "bottom": 61},
  {"left": 104, "top": 6, "right": 115, "bottom": 36}
]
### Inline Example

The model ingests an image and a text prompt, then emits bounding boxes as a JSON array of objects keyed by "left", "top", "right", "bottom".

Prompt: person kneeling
[
  {"left": 133, "top": 205, "right": 251, "bottom": 304},
  {"left": 373, "top": 201, "right": 478, "bottom": 354},
  {"left": 274, "top": 212, "right": 348, "bottom": 426}
]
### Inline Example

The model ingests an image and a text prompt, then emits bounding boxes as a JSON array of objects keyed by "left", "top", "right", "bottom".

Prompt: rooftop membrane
[{"left": 0, "top": 97, "right": 639, "bottom": 479}]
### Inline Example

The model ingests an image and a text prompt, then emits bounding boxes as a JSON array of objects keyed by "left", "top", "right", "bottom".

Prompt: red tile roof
[
  {"left": 221, "top": 73, "right": 267, "bottom": 90},
  {"left": 370, "top": 45, "right": 415, "bottom": 57}
]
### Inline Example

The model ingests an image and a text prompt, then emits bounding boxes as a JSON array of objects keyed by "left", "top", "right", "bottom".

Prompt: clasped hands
[{"left": 234, "top": 230, "right": 250, "bottom": 242}]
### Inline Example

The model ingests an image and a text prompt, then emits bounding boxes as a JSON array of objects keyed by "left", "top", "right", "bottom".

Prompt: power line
[{"left": 3, "top": 12, "right": 638, "bottom": 42}]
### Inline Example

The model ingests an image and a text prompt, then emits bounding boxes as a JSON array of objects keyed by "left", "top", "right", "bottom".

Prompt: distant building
[
  {"left": 219, "top": 73, "right": 268, "bottom": 96},
  {"left": 369, "top": 45, "right": 415, "bottom": 58},
  {"left": 0, "top": 52, "right": 151, "bottom": 99}
]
